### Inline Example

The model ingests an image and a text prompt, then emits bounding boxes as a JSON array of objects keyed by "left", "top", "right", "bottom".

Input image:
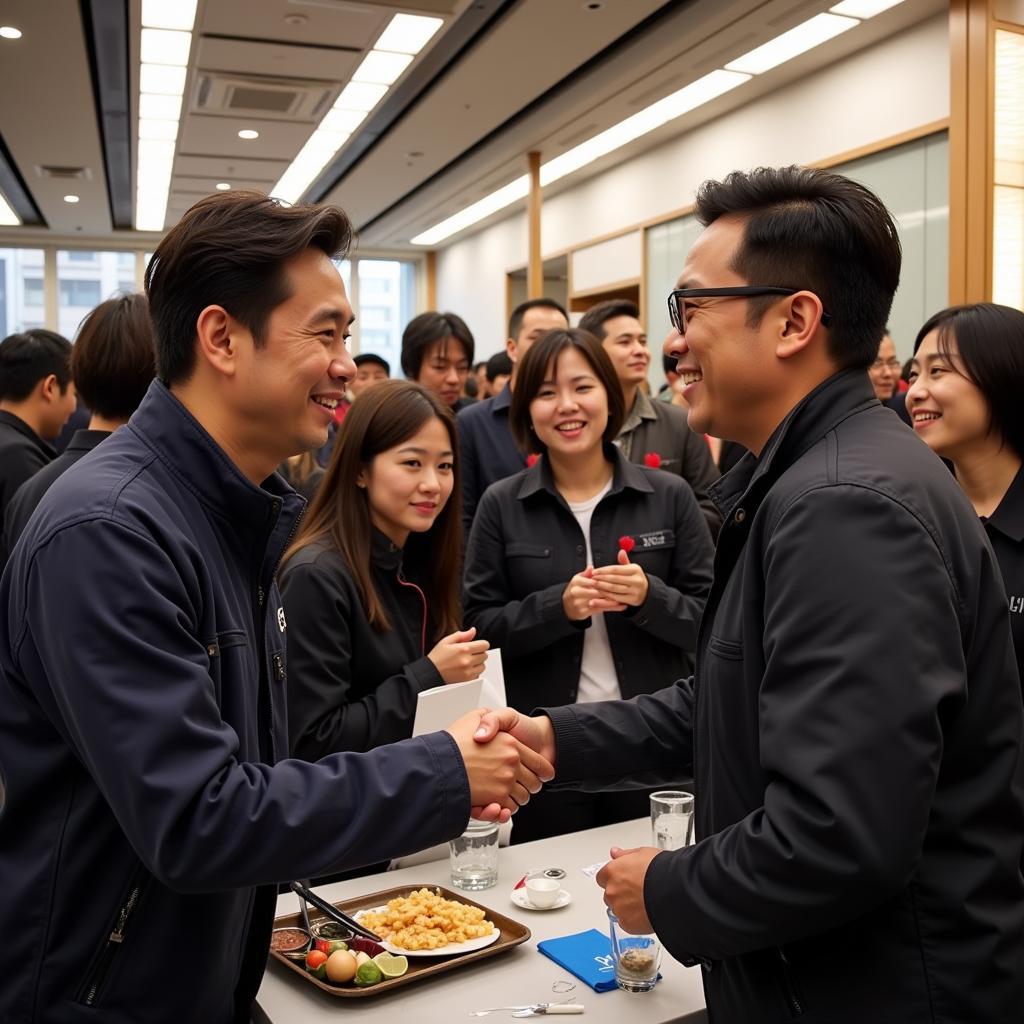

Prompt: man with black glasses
[{"left": 477, "top": 166, "right": 1024, "bottom": 1022}]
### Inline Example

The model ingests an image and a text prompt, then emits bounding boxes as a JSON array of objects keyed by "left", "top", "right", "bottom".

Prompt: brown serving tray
[{"left": 268, "top": 883, "right": 531, "bottom": 999}]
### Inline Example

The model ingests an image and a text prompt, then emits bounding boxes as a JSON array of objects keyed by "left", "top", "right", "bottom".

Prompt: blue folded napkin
[{"left": 537, "top": 929, "right": 619, "bottom": 992}]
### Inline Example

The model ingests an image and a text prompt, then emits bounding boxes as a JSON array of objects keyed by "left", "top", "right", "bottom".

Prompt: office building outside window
[
  {"left": 57, "top": 251, "right": 139, "bottom": 339},
  {"left": 0, "top": 248, "right": 46, "bottom": 337}
]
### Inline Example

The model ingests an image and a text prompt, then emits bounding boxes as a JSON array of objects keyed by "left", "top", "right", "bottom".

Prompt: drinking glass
[
  {"left": 607, "top": 908, "right": 661, "bottom": 992},
  {"left": 449, "top": 819, "right": 498, "bottom": 890},
  {"left": 650, "top": 790, "right": 694, "bottom": 851}
]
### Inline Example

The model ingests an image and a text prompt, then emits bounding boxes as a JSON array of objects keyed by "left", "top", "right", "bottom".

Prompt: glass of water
[
  {"left": 449, "top": 819, "right": 498, "bottom": 890},
  {"left": 650, "top": 790, "right": 694, "bottom": 851}
]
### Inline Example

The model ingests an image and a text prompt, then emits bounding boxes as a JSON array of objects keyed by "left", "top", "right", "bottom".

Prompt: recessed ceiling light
[
  {"left": 334, "top": 81, "right": 388, "bottom": 113},
  {"left": 139, "top": 93, "right": 182, "bottom": 121},
  {"left": 140, "top": 27, "right": 192, "bottom": 67},
  {"left": 215, "top": 182, "right": 231, "bottom": 191},
  {"left": 352, "top": 50, "right": 413, "bottom": 87},
  {"left": 238, "top": 129, "right": 259, "bottom": 140},
  {"left": 64, "top": 195, "right": 80, "bottom": 204},
  {"left": 0, "top": 26, "right": 23, "bottom": 40},
  {"left": 830, "top": 0, "right": 906, "bottom": 16},
  {"left": 138, "top": 118, "right": 179, "bottom": 141},
  {"left": 140, "top": 63, "right": 186, "bottom": 96}
]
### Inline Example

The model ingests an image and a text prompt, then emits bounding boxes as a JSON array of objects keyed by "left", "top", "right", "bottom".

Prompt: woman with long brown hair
[{"left": 280, "top": 379, "right": 487, "bottom": 762}]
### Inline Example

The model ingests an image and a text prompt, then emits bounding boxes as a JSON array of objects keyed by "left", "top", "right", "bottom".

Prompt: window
[
  {"left": 58, "top": 250, "right": 141, "bottom": 338},
  {"left": 356, "top": 259, "right": 416, "bottom": 372},
  {"left": 0, "top": 248, "right": 46, "bottom": 337},
  {"left": 23, "top": 277, "right": 44, "bottom": 307}
]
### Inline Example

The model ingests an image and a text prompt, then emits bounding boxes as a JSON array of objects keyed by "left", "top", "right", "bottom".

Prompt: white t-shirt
[{"left": 566, "top": 481, "right": 621, "bottom": 703}]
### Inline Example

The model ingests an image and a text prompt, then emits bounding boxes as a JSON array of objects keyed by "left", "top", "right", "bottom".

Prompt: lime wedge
[{"left": 373, "top": 952, "right": 409, "bottom": 978}]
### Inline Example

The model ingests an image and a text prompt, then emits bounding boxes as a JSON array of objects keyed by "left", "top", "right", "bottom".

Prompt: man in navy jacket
[
  {"left": 0, "top": 191, "right": 551, "bottom": 1024},
  {"left": 476, "top": 167, "right": 1024, "bottom": 1022}
]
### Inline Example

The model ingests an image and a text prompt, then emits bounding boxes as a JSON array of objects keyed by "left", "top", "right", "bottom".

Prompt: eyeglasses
[
  {"left": 870, "top": 358, "right": 901, "bottom": 372},
  {"left": 667, "top": 286, "right": 834, "bottom": 335}
]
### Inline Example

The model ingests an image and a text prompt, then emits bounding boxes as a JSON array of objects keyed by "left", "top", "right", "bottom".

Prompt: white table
[{"left": 255, "top": 818, "right": 707, "bottom": 1024}]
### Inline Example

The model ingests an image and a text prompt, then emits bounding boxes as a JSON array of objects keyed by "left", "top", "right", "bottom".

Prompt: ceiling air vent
[
  {"left": 192, "top": 73, "right": 335, "bottom": 122},
  {"left": 37, "top": 165, "right": 92, "bottom": 181}
]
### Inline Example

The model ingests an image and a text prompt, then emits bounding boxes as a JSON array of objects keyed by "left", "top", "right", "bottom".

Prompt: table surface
[{"left": 255, "top": 818, "right": 707, "bottom": 1024}]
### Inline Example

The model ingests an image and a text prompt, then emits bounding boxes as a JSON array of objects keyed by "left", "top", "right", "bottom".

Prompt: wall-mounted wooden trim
[
  {"left": 527, "top": 152, "right": 542, "bottom": 299},
  {"left": 570, "top": 276, "right": 640, "bottom": 300},
  {"left": 568, "top": 223, "right": 643, "bottom": 251},
  {"left": 949, "top": 0, "right": 994, "bottom": 304},
  {"left": 425, "top": 250, "right": 437, "bottom": 309},
  {"left": 813, "top": 119, "right": 951, "bottom": 170}
]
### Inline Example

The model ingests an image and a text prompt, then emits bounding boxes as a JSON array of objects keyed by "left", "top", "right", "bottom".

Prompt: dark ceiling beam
[
  {"left": 81, "top": 0, "right": 133, "bottom": 230},
  {"left": 0, "top": 133, "right": 45, "bottom": 226},
  {"left": 306, "top": 0, "right": 518, "bottom": 205}
]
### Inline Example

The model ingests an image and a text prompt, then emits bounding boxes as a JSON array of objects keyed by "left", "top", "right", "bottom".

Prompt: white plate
[
  {"left": 353, "top": 906, "right": 501, "bottom": 958},
  {"left": 510, "top": 888, "right": 572, "bottom": 912}
]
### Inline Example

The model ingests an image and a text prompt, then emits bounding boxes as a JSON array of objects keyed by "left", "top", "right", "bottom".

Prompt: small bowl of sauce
[
  {"left": 270, "top": 927, "right": 311, "bottom": 961},
  {"left": 310, "top": 919, "right": 354, "bottom": 944}
]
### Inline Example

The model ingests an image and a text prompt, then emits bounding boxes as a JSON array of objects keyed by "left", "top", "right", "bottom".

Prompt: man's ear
[
  {"left": 195, "top": 304, "right": 242, "bottom": 377},
  {"left": 505, "top": 337, "right": 517, "bottom": 363},
  {"left": 37, "top": 374, "right": 61, "bottom": 404},
  {"left": 775, "top": 291, "right": 825, "bottom": 361}
]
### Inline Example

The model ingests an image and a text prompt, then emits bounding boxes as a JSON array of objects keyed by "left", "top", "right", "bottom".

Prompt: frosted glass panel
[{"left": 643, "top": 131, "right": 950, "bottom": 373}]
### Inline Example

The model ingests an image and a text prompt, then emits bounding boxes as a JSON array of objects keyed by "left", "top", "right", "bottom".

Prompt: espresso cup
[{"left": 525, "top": 876, "right": 561, "bottom": 908}]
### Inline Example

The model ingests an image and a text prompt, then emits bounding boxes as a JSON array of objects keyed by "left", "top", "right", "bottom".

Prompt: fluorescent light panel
[
  {"left": 375, "top": 13, "right": 442, "bottom": 55},
  {"left": 271, "top": 11, "right": 445, "bottom": 204},
  {"left": 353, "top": 50, "right": 413, "bottom": 86},
  {"left": 0, "top": 191, "right": 20, "bottom": 226},
  {"left": 141, "top": 0, "right": 198, "bottom": 31},
  {"left": 411, "top": 176, "right": 530, "bottom": 246},
  {"left": 830, "top": 0, "right": 906, "bottom": 16},
  {"left": 135, "top": 7, "right": 197, "bottom": 231},
  {"left": 726, "top": 13, "right": 857, "bottom": 74}
]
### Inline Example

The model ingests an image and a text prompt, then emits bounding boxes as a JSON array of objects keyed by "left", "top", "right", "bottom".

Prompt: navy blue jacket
[{"left": 0, "top": 381, "right": 471, "bottom": 1024}]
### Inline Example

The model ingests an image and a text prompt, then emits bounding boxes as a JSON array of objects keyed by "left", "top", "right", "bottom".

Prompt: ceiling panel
[
  {"left": 194, "top": 35, "right": 362, "bottom": 81},
  {"left": 200, "top": 0, "right": 389, "bottom": 49}
]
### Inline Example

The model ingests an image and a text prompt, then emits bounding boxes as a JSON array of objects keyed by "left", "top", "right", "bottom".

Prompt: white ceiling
[{"left": 0, "top": 0, "right": 946, "bottom": 251}]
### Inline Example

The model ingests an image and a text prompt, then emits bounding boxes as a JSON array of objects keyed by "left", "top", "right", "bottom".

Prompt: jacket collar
[
  {"left": 0, "top": 410, "right": 55, "bottom": 459},
  {"left": 491, "top": 381, "right": 513, "bottom": 412},
  {"left": 65, "top": 428, "right": 112, "bottom": 454},
  {"left": 619, "top": 389, "right": 659, "bottom": 435},
  {"left": 985, "top": 464, "right": 1024, "bottom": 543},
  {"left": 371, "top": 527, "right": 404, "bottom": 572},
  {"left": 710, "top": 368, "right": 876, "bottom": 516},
  {"left": 516, "top": 442, "right": 654, "bottom": 503},
  {"left": 126, "top": 380, "right": 304, "bottom": 554}
]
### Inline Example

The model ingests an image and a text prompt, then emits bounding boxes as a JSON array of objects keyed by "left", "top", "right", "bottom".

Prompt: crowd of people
[{"left": 0, "top": 166, "right": 1022, "bottom": 1023}]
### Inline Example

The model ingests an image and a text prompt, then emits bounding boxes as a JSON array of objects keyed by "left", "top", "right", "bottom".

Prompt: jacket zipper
[
  {"left": 396, "top": 568, "right": 428, "bottom": 655},
  {"left": 80, "top": 878, "right": 144, "bottom": 1006},
  {"left": 777, "top": 948, "right": 804, "bottom": 1017}
]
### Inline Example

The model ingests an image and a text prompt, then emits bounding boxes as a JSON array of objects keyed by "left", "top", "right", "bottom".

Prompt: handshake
[{"left": 445, "top": 708, "right": 557, "bottom": 822}]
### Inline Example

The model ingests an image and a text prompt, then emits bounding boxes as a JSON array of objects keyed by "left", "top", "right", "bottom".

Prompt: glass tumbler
[
  {"left": 607, "top": 908, "right": 661, "bottom": 992},
  {"left": 650, "top": 790, "right": 694, "bottom": 851},
  {"left": 449, "top": 819, "right": 498, "bottom": 890}
]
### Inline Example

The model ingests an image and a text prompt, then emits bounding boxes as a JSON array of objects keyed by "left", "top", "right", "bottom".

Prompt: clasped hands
[
  {"left": 446, "top": 707, "right": 659, "bottom": 933},
  {"left": 563, "top": 548, "right": 649, "bottom": 620}
]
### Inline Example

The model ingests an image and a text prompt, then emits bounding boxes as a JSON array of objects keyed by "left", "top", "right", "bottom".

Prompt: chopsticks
[{"left": 289, "top": 880, "right": 383, "bottom": 943}]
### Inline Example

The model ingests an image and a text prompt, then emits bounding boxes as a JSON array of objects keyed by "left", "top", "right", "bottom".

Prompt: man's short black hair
[
  {"left": 663, "top": 352, "right": 678, "bottom": 377},
  {"left": 400, "top": 311, "right": 474, "bottom": 379},
  {"left": 507, "top": 298, "right": 568, "bottom": 341},
  {"left": 694, "top": 166, "right": 901, "bottom": 370},
  {"left": 145, "top": 189, "right": 353, "bottom": 386},
  {"left": 577, "top": 299, "right": 640, "bottom": 340},
  {"left": 354, "top": 352, "right": 390, "bottom": 375},
  {"left": 71, "top": 294, "right": 156, "bottom": 420},
  {"left": 0, "top": 329, "right": 73, "bottom": 402},
  {"left": 485, "top": 351, "right": 513, "bottom": 382}
]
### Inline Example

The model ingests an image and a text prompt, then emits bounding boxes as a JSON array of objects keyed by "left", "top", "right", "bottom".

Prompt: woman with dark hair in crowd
[
  {"left": 401, "top": 311, "right": 476, "bottom": 412},
  {"left": 463, "top": 328, "right": 713, "bottom": 842},
  {"left": 280, "top": 379, "right": 488, "bottom": 763},
  {"left": 907, "top": 302, "right": 1024, "bottom": 687}
]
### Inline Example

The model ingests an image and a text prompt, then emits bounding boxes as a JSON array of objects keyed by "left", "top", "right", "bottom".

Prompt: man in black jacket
[
  {"left": 3, "top": 293, "right": 156, "bottom": 561},
  {"left": 477, "top": 167, "right": 1024, "bottom": 1022},
  {"left": 0, "top": 328, "right": 76, "bottom": 525},
  {"left": 578, "top": 299, "right": 721, "bottom": 537}
]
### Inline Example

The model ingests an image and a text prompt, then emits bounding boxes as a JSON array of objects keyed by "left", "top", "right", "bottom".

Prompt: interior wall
[{"left": 436, "top": 12, "right": 950, "bottom": 359}]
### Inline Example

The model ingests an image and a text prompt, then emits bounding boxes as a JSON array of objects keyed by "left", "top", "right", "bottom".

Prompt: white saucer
[{"left": 510, "top": 887, "right": 571, "bottom": 912}]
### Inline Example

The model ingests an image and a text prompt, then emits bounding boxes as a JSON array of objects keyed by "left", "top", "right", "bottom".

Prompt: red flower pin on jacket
[{"left": 643, "top": 451, "right": 662, "bottom": 469}]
